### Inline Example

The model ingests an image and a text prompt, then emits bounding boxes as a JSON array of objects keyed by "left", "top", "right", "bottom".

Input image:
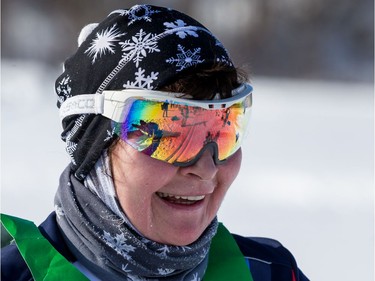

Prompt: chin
[
  {"left": 166, "top": 233, "right": 202, "bottom": 246},
  {"left": 157, "top": 224, "right": 207, "bottom": 246}
]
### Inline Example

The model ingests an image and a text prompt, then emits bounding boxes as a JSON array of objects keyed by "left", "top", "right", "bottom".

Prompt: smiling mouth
[{"left": 156, "top": 192, "right": 205, "bottom": 205}]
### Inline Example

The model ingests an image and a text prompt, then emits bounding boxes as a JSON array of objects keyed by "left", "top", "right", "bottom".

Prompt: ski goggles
[{"left": 59, "top": 83, "right": 253, "bottom": 166}]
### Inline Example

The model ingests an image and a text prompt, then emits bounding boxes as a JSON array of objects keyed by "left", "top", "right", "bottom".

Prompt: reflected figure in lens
[
  {"left": 128, "top": 120, "right": 180, "bottom": 156},
  {"left": 162, "top": 102, "right": 169, "bottom": 117}
]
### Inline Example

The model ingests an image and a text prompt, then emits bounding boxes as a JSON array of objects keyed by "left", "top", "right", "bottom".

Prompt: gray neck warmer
[{"left": 54, "top": 162, "right": 218, "bottom": 280}]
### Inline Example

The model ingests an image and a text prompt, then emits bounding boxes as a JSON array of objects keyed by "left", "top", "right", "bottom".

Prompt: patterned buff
[
  {"left": 55, "top": 4, "right": 234, "bottom": 180},
  {"left": 55, "top": 160, "right": 219, "bottom": 281}
]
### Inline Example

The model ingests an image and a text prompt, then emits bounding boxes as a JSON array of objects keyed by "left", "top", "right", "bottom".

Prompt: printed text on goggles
[{"left": 59, "top": 83, "right": 253, "bottom": 166}]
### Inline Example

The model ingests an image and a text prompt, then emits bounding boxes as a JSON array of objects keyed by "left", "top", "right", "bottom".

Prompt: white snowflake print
[
  {"left": 123, "top": 68, "right": 159, "bottom": 89},
  {"left": 166, "top": 44, "right": 204, "bottom": 72},
  {"left": 56, "top": 75, "right": 72, "bottom": 103},
  {"left": 157, "top": 268, "right": 175, "bottom": 275},
  {"left": 156, "top": 245, "right": 170, "bottom": 258},
  {"left": 103, "top": 231, "right": 136, "bottom": 260},
  {"left": 104, "top": 127, "right": 116, "bottom": 142},
  {"left": 216, "top": 55, "right": 232, "bottom": 66},
  {"left": 65, "top": 115, "right": 85, "bottom": 165},
  {"left": 199, "top": 247, "right": 209, "bottom": 259},
  {"left": 85, "top": 24, "right": 125, "bottom": 64},
  {"left": 121, "top": 263, "right": 132, "bottom": 273},
  {"left": 110, "top": 5, "right": 160, "bottom": 26},
  {"left": 176, "top": 245, "right": 192, "bottom": 252},
  {"left": 119, "top": 29, "right": 160, "bottom": 67},
  {"left": 190, "top": 273, "right": 201, "bottom": 281},
  {"left": 163, "top": 19, "right": 199, "bottom": 39},
  {"left": 54, "top": 205, "right": 65, "bottom": 218}
]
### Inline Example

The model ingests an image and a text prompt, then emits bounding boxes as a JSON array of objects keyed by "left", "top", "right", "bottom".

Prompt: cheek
[
  {"left": 219, "top": 149, "right": 242, "bottom": 186},
  {"left": 132, "top": 153, "right": 179, "bottom": 188},
  {"left": 212, "top": 149, "right": 242, "bottom": 205},
  {"left": 205, "top": 149, "right": 242, "bottom": 223},
  {"left": 110, "top": 141, "right": 178, "bottom": 194}
]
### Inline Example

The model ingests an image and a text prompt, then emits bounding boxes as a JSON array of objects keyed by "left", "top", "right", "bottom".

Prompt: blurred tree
[{"left": 1, "top": 0, "right": 373, "bottom": 82}]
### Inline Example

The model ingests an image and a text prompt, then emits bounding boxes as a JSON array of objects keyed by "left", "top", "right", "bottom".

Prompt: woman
[{"left": 1, "top": 5, "right": 309, "bottom": 281}]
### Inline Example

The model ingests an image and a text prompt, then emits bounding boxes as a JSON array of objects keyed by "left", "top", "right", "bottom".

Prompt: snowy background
[
  {"left": 1, "top": 0, "right": 374, "bottom": 280},
  {"left": 1, "top": 60, "right": 373, "bottom": 281}
]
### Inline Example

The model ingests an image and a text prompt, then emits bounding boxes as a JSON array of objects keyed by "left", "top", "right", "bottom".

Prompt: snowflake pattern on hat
[
  {"left": 56, "top": 75, "right": 72, "bottom": 104},
  {"left": 85, "top": 24, "right": 125, "bottom": 64},
  {"left": 119, "top": 29, "right": 160, "bottom": 67},
  {"left": 55, "top": 4, "right": 234, "bottom": 181},
  {"left": 80, "top": 4, "right": 231, "bottom": 93},
  {"left": 164, "top": 19, "right": 199, "bottom": 39},
  {"left": 123, "top": 68, "right": 159, "bottom": 89},
  {"left": 110, "top": 5, "right": 161, "bottom": 26},
  {"left": 166, "top": 45, "right": 204, "bottom": 72}
]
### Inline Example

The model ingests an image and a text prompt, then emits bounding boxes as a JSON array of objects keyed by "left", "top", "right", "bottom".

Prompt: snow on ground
[{"left": 1, "top": 60, "right": 374, "bottom": 281}]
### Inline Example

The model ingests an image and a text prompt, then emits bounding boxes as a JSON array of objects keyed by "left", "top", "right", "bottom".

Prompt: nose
[{"left": 180, "top": 148, "right": 218, "bottom": 180}]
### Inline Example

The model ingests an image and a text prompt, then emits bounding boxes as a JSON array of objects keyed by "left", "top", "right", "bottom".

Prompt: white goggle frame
[{"left": 59, "top": 83, "right": 253, "bottom": 122}]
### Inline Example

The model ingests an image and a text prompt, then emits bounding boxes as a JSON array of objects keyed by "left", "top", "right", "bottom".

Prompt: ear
[{"left": 77, "top": 23, "right": 99, "bottom": 47}]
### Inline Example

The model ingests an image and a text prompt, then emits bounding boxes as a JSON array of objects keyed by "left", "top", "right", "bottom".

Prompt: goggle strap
[
  {"left": 59, "top": 92, "right": 136, "bottom": 122},
  {"left": 59, "top": 94, "right": 103, "bottom": 120}
]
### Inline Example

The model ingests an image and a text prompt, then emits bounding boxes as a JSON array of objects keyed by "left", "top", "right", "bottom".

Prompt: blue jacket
[{"left": 1, "top": 212, "right": 309, "bottom": 281}]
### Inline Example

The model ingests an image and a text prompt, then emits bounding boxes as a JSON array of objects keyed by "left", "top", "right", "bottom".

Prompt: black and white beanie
[{"left": 55, "top": 4, "right": 234, "bottom": 180}]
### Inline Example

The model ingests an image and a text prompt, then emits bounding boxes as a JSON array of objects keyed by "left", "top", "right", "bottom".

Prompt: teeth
[{"left": 157, "top": 192, "right": 205, "bottom": 201}]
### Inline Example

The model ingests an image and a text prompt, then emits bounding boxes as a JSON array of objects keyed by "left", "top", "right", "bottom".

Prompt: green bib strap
[
  {"left": 1, "top": 214, "right": 89, "bottom": 281},
  {"left": 2, "top": 214, "right": 252, "bottom": 281},
  {"left": 204, "top": 223, "right": 254, "bottom": 281}
]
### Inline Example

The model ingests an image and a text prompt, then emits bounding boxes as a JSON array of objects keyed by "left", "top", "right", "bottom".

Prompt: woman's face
[{"left": 111, "top": 140, "right": 242, "bottom": 246}]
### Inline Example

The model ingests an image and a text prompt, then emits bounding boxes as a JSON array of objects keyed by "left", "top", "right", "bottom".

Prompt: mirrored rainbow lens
[{"left": 113, "top": 96, "right": 251, "bottom": 164}]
